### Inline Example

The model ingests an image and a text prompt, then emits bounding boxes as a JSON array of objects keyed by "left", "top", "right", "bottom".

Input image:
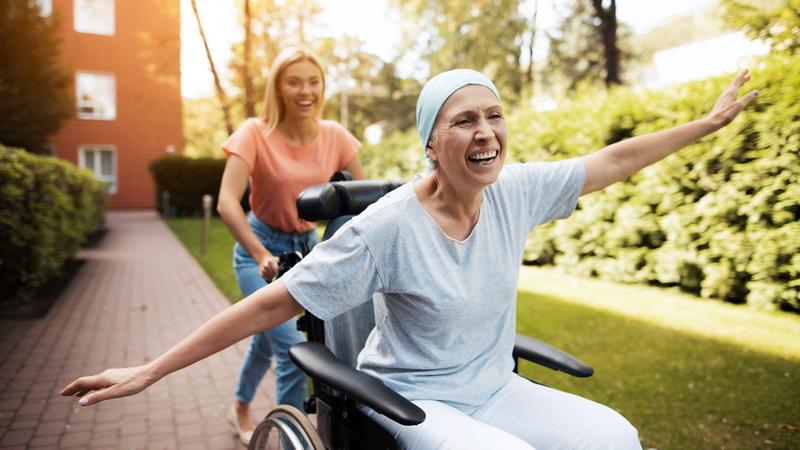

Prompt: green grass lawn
[
  {"left": 516, "top": 268, "right": 799, "bottom": 450},
  {"left": 165, "top": 217, "right": 241, "bottom": 302},
  {"left": 166, "top": 217, "right": 800, "bottom": 450}
]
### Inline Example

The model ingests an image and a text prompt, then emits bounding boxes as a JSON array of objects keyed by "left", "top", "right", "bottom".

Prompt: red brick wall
[{"left": 50, "top": 0, "right": 183, "bottom": 209}]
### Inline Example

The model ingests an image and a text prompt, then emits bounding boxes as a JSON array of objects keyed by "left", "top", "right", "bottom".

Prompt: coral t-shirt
[{"left": 222, "top": 118, "right": 360, "bottom": 233}]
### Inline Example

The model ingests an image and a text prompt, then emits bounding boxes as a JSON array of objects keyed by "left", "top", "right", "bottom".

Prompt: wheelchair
[{"left": 249, "top": 177, "right": 594, "bottom": 450}]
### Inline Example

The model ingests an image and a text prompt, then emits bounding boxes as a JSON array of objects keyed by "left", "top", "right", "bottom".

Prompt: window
[
  {"left": 76, "top": 72, "right": 116, "bottom": 120},
  {"left": 79, "top": 146, "right": 117, "bottom": 194},
  {"left": 74, "top": 0, "right": 114, "bottom": 35},
  {"left": 34, "top": 0, "right": 52, "bottom": 17},
  {"left": 39, "top": 143, "right": 54, "bottom": 156}
]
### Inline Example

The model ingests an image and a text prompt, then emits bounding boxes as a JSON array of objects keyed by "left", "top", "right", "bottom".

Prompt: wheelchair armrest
[
  {"left": 514, "top": 334, "right": 593, "bottom": 378},
  {"left": 289, "top": 342, "right": 426, "bottom": 426}
]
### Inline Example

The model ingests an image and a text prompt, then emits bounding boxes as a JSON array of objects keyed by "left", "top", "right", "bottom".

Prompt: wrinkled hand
[
  {"left": 259, "top": 254, "right": 280, "bottom": 281},
  {"left": 706, "top": 68, "right": 760, "bottom": 130},
  {"left": 60, "top": 366, "right": 154, "bottom": 406}
]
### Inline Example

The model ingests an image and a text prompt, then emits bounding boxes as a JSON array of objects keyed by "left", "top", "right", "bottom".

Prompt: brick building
[{"left": 41, "top": 0, "right": 183, "bottom": 209}]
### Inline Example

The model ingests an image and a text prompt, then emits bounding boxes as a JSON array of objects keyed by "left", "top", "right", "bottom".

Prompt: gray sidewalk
[{"left": 0, "top": 211, "right": 276, "bottom": 449}]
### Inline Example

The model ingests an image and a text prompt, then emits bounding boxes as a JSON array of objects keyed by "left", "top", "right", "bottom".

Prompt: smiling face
[
  {"left": 278, "top": 59, "right": 324, "bottom": 121},
  {"left": 426, "top": 85, "right": 507, "bottom": 191}
]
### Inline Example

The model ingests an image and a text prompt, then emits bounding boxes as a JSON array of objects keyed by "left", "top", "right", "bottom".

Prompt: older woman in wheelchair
[{"left": 61, "top": 67, "right": 758, "bottom": 449}]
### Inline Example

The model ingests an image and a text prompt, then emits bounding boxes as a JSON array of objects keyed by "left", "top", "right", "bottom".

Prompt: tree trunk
[
  {"left": 525, "top": 0, "right": 539, "bottom": 89},
  {"left": 243, "top": 0, "right": 256, "bottom": 118},
  {"left": 591, "top": 0, "right": 622, "bottom": 87},
  {"left": 190, "top": 0, "right": 234, "bottom": 135}
]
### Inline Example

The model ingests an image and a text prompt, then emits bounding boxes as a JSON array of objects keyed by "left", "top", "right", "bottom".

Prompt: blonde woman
[{"left": 216, "top": 47, "right": 364, "bottom": 444}]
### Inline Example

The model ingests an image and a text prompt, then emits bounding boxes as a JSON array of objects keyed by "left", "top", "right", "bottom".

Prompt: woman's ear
[
  {"left": 426, "top": 132, "right": 439, "bottom": 162},
  {"left": 425, "top": 144, "right": 438, "bottom": 163}
]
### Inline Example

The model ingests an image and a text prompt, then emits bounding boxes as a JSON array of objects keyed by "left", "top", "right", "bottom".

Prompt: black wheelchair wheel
[{"left": 248, "top": 405, "right": 323, "bottom": 450}]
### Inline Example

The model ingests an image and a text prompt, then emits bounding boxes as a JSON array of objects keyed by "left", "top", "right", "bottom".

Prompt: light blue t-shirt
[{"left": 283, "top": 159, "right": 586, "bottom": 412}]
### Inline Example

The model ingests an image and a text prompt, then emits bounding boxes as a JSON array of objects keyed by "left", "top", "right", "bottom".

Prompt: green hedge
[
  {"left": 0, "top": 146, "right": 107, "bottom": 305},
  {"left": 361, "top": 54, "right": 799, "bottom": 311},
  {"left": 149, "top": 155, "right": 239, "bottom": 217}
]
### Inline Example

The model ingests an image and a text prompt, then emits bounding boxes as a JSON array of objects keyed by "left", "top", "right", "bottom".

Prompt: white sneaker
[{"left": 228, "top": 405, "right": 254, "bottom": 445}]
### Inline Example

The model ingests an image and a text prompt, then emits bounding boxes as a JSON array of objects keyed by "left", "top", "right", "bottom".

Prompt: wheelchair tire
[{"left": 248, "top": 404, "right": 324, "bottom": 450}]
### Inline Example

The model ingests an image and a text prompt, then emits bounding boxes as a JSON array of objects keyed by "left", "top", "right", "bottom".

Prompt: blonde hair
[{"left": 261, "top": 47, "right": 326, "bottom": 136}]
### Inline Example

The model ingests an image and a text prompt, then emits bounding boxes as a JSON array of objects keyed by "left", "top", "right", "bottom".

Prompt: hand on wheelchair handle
[
  {"left": 259, "top": 254, "right": 280, "bottom": 281},
  {"left": 271, "top": 251, "right": 304, "bottom": 281}
]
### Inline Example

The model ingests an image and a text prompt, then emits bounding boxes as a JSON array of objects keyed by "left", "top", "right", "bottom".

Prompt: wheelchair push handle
[
  {"left": 329, "top": 170, "right": 353, "bottom": 182},
  {"left": 296, "top": 179, "right": 403, "bottom": 222},
  {"left": 276, "top": 251, "right": 303, "bottom": 277}
]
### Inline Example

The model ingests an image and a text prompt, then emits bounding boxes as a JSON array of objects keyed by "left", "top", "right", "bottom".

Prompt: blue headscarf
[{"left": 415, "top": 69, "right": 501, "bottom": 167}]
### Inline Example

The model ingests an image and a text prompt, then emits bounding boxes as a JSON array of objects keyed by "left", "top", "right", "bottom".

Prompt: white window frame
[
  {"left": 78, "top": 145, "right": 117, "bottom": 194},
  {"left": 74, "top": 0, "right": 115, "bottom": 36},
  {"left": 76, "top": 71, "right": 116, "bottom": 121},
  {"left": 34, "top": 0, "right": 52, "bottom": 17}
]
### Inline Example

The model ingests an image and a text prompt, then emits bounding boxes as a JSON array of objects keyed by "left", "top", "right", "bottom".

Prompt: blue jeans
[{"left": 233, "top": 213, "right": 319, "bottom": 409}]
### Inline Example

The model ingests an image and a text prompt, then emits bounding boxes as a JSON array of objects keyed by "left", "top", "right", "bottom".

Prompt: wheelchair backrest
[{"left": 296, "top": 180, "right": 402, "bottom": 368}]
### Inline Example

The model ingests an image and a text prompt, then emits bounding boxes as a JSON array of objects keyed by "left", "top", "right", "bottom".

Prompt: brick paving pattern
[{"left": 0, "top": 211, "right": 277, "bottom": 449}]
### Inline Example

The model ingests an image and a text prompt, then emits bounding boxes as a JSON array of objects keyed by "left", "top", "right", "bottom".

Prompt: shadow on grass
[{"left": 516, "top": 291, "right": 800, "bottom": 450}]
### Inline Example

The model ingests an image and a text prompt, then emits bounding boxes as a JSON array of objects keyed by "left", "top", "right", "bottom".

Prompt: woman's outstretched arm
[
  {"left": 580, "top": 68, "right": 760, "bottom": 195},
  {"left": 60, "top": 280, "right": 302, "bottom": 406}
]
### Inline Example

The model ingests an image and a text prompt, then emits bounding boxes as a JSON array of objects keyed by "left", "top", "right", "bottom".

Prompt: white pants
[{"left": 365, "top": 374, "right": 641, "bottom": 450}]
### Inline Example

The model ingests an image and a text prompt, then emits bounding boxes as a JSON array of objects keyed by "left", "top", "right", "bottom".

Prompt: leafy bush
[
  {"left": 0, "top": 146, "right": 107, "bottom": 305},
  {"left": 149, "top": 155, "right": 233, "bottom": 216},
  {"left": 361, "top": 54, "right": 799, "bottom": 311},
  {"left": 516, "top": 54, "right": 799, "bottom": 311}
]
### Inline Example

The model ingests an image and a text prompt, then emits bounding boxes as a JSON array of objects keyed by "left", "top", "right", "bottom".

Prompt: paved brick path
[{"left": 0, "top": 211, "right": 277, "bottom": 449}]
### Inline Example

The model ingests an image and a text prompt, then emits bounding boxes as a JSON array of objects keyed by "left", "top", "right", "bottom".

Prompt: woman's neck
[
  {"left": 276, "top": 117, "right": 319, "bottom": 146},
  {"left": 414, "top": 173, "right": 484, "bottom": 240}
]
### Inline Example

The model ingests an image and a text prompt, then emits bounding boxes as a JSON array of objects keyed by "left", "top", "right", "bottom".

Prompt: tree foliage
[
  {"left": 227, "top": 0, "right": 322, "bottom": 119},
  {"left": 393, "top": 0, "right": 533, "bottom": 104},
  {"left": 187, "top": 0, "right": 417, "bottom": 146},
  {"left": 190, "top": 0, "right": 234, "bottom": 135},
  {"left": 321, "top": 39, "right": 421, "bottom": 139},
  {"left": 633, "top": 5, "right": 733, "bottom": 61},
  {"left": 183, "top": 96, "right": 229, "bottom": 158},
  {"left": 0, "top": 0, "right": 71, "bottom": 154},
  {"left": 722, "top": 0, "right": 800, "bottom": 54},
  {"left": 546, "top": 0, "right": 634, "bottom": 91}
]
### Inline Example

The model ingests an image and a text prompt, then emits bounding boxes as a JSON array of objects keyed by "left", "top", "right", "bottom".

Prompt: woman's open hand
[
  {"left": 706, "top": 68, "right": 760, "bottom": 130},
  {"left": 60, "top": 365, "right": 156, "bottom": 406}
]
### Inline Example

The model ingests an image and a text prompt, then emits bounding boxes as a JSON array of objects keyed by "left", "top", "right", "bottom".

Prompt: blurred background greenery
[{"left": 172, "top": 0, "right": 800, "bottom": 312}]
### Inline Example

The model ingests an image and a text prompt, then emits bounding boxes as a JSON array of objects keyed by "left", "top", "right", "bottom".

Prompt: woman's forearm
[
  {"left": 218, "top": 155, "right": 270, "bottom": 262},
  {"left": 218, "top": 199, "right": 270, "bottom": 262},
  {"left": 581, "top": 69, "right": 757, "bottom": 196},
  {"left": 582, "top": 117, "right": 717, "bottom": 194},
  {"left": 145, "top": 281, "right": 300, "bottom": 382},
  {"left": 608, "top": 117, "right": 715, "bottom": 176},
  {"left": 62, "top": 281, "right": 303, "bottom": 406}
]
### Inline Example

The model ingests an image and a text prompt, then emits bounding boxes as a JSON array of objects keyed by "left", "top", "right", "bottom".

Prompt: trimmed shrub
[
  {"left": 0, "top": 146, "right": 107, "bottom": 305},
  {"left": 514, "top": 54, "right": 799, "bottom": 311},
  {"left": 149, "top": 155, "right": 240, "bottom": 217},
  {"left": 361, "top": 54, "right": 799, "bottom": 311}
]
